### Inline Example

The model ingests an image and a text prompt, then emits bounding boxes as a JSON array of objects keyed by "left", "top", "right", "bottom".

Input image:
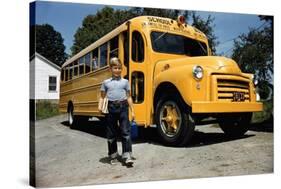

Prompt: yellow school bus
[{"left": 59, "top": 15, "right": 263, "bottom": 146}]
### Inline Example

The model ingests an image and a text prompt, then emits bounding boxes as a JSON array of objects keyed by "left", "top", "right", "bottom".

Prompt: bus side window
[
  {"left": 131, "top": 71, "right": 144, "bottom": 103},
  {"left": 65, "top": 67, "right": 69, "bottom": 81},
  {"left": 61, "top": 68, "right": 64, "bottom": 82},
  {"left": 100, "top": 43, "right": 108, "bottom": 68},
  {"left": 78, "top": 57, "right": 84, "bottom": 76},
  {"left": 123, "top": 31, "right": 128, "bottom": 67},
  {"left": 73, "top": 61, "right": 78, "bottom": 78},
  {"left": 92, "top": 48, "right": 98, "bottom": 70},
  {"left": 132, "top": 31, "right": 144, "bottom": 63},
  {"left": 85, "top": 53, "right": 91, "bottom": 73},
  {"left": 110, "top": 36, "right": 119, "bottom": 59},
  {"left": 69, "top": 64, "right": 73, "bottom": 80}
]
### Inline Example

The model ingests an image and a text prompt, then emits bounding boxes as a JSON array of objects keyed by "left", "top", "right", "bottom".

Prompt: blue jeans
[{"left": 106, "top": 101, "right": 132, "bottom": 159}]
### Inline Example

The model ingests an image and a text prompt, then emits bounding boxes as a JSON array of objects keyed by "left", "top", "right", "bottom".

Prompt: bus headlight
[
  {"left": 193, "top": 65, "right": 203, "bottom": 80},
  {"left": 253, "top": 75, "right": 259, "bottom": 87},
  {"left": 251, "top": 74, "right": 258, "bottom": 87}
]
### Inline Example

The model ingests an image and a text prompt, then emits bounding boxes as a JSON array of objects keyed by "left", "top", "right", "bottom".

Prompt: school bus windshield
[{"left": 151, "top": 31, "right": 208, "bottom": 56}]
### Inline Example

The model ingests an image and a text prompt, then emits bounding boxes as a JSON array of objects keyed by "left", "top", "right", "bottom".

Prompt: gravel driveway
[{"left": 34, "top": 114, "right": 273, "bottom": 188}]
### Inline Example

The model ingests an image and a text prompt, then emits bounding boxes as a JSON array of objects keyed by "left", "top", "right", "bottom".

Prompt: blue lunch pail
[{"left": 131, "top": 120, "right": 138, "bottom": 140}]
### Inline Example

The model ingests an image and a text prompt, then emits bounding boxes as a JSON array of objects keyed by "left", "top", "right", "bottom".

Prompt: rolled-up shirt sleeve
[{"left": 125, "top": 80, "right": 130, "bottom": 92}]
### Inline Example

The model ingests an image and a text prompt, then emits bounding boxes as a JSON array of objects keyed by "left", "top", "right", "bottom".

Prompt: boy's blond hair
[{"left": 109, "top": 57, "right": 122, "bottom": 67}]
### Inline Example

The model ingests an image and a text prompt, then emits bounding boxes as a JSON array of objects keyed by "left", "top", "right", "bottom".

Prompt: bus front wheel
[
  {"left": 218, "top": 113, "right": 252, "bottom": 137},
  {"left": 155, "top": 95, "right": 195, "bottom": 146}
]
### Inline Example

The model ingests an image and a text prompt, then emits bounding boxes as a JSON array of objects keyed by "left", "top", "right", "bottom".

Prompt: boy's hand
[
  {"left": 127, "top": 95, "right": 135, "bottom": 120},
  {"left": 131, "top": 111, "right": 135, "bottom": 121}
]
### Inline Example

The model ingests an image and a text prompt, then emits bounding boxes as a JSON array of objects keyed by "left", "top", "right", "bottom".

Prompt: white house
[{"left": 30, "top": 53, "right": 61, "bottom": 101}]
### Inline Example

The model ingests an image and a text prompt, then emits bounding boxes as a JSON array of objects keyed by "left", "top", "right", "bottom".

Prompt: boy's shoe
[
  {"left": 124, "top": 157, "right": 134, "bottom": 166},
  {"left": 110, "top": 158, "right": 118, "bottom": 165}
]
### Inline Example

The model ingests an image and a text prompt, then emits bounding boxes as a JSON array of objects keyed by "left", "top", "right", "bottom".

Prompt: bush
[
  {"left": 36, "top": 100, "right": 60, "bottom": 120},
  {"left": 252, "top": 100, "right": 273, "bottom": 123}
]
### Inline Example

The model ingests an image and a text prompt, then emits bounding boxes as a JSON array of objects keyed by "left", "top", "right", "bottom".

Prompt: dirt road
[{"left": 34, "top": 114, "right": 273, "bottom": 187}]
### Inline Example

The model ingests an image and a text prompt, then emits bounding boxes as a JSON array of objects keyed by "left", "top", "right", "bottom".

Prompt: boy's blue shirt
[{"left": 100, "top": 77, "right": 130, "bottom": 101}]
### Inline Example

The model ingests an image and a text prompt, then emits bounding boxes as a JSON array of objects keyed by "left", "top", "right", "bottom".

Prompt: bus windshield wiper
[
  {"left": 196, "top": 40, "right": 207, "bottom": 55},
  {"left": 153, "top": 32, "right": 168, "bottom": 43}
]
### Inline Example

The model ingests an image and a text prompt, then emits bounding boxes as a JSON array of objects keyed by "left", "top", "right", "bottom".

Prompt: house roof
[{"left": 30, "top": 52, "right": 61, "bottom": 71}]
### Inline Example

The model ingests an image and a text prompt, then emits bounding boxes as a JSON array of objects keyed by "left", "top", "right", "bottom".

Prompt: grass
[{"left": 36, "top": 100, "right": 60, "bottom": 120}]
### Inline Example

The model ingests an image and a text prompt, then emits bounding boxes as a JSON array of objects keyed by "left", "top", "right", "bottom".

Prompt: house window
[{"left": 49, "top": 76, "right": 57, "bottom": 91}]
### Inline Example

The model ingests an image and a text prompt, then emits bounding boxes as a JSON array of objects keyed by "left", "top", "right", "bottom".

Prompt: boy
[{"left": 99, "top": 57, "right": 135, "bottom": 166}]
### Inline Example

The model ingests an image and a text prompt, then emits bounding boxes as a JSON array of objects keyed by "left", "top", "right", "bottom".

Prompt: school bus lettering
[
  {"left": 147, "top": 16, "right": 172, "bottom": 25},
  {"left": 59, "top": 16, "right": 263, "bottom": 146}
]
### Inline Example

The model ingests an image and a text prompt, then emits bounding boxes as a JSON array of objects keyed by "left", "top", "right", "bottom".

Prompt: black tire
[
  {"left": 155, "top": 95, "right": 195, "bottom": 146},
  {"left": 68, "top": 105, "right": 88, "bottom": 129},
  {"left": 68, "top": 105, "right": 74, "bottom": 127},
  {"left": 98, "top": 117, "right": 107, "bottom": 126},
  {"left": 218, "top": 113, "right": 252, "bottom": 137}
]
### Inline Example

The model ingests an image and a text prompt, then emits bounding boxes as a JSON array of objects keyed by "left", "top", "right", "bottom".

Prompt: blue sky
[{"left": 34, "top": 1, "right": 267, "bottom": 56}]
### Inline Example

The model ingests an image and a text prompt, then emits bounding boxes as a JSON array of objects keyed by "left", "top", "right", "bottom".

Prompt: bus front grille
[{"left": 213, "top": 75, "right": 250, "bottom": 102}]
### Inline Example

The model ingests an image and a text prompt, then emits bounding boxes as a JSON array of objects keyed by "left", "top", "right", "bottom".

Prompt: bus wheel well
[
  {"left": 154, "top": 82, "right": 188, "bottom": 111},
  {"left": 67, "top": 101, "right": 74, "bottom": 113}
]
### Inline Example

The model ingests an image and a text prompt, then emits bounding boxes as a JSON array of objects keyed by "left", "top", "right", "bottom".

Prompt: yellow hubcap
[{"left": 161, "top": 104, "right": 180, "bottom": 132}]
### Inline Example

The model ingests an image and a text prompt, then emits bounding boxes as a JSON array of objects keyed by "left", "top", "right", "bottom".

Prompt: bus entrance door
[{"left": 129, "top": 30, "right": 147, "bottom": 125}]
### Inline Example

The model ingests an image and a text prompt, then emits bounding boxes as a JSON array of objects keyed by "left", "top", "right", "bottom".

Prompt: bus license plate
[{"left": 233, "top": 92, "right": 245, "bottom": 102}]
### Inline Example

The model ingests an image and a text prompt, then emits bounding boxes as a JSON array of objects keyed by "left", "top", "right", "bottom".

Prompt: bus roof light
[{"left": 177, "top": 15, "right": 186, "bottom": 25}]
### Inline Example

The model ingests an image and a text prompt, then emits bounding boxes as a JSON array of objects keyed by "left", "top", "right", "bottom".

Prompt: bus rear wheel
[
  {"left": 68, "top": 105, "right": 88, "bottom": 129},
  {"left": 68, "top": 105, "right": 78, "bottom": 129},
  {"left": 155, "top": 95, "right": 195, "bottom": 146},
  {"left": 218, "top": 113, "right": 252, "bottom": 137}
]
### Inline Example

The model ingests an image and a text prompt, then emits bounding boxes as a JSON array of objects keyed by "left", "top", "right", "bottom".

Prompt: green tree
[
  {"left": 31, "top": 24, "right": 67, "bottom": 66},
  {"left": 191, "top": 12, "right": 219, "bottom": 55},
  {"left": 130, "top": 7, "right": 189, "bottom": 20},
  {"left": 71, "top": 7, "right": 135, "bottom": 55},
  {"left": 231, "top": 16, "right": 273, "bottom": 99},
  {"left": 71, "top": 7, "right": 218, "bottom": 56}
]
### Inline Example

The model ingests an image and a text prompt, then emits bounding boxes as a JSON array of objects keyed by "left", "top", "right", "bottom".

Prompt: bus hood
[{"left": 155, "top": 56, "right": 242, "bottom": 75}]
